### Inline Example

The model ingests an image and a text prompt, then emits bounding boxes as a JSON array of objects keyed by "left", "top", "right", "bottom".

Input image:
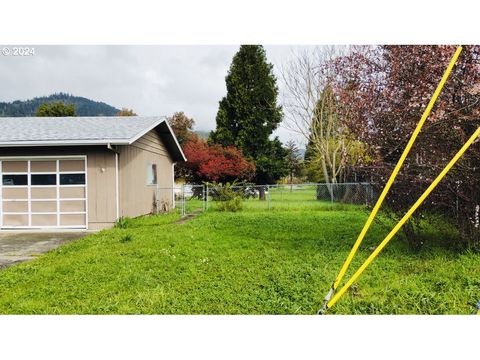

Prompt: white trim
[
  {"left": 1, "top": 225, "right": 87, "bottom": 229},
  {"left": 0, "top": 160, "right": 2, "bottom": 228},
  {"left": 0, "top": 155, "right": 88, "bottom": 160},
  {"left": 8, "top": 171, "right": 87, "bottom": 175},
  {"left": 27, "top": 161, "right": 31, "bottom": 226},
  {"left": 172, "top": 162, "right": 176, "bottom": 209},
  {"left": 2, "top": 198, "right": 86, "bottom": 202},
  {"left": 0, "top": 140, "right": 131, "bottom": 147},
  {"left": 161, "top": 120, "right": 187, "bottom": 162},
  {"left": 56, "top": 159, "right": 60, "bottom": 227},
  {"left": 128, "top": 117, "right": 167, "bottom": 144},
  {"left": 84, "top": 156, "right": 89, "bottom": 230},
  {"left": 115, "top": 152, "right": 119, "bottom": 220},
  {"left": 4, "top": 212, "right": 87, "bottom": 215},
  {"left": 2, "top": 184, "right": 86, "bottom": 189}
]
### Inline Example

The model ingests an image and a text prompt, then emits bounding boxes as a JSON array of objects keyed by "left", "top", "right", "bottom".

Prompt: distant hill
[
  {"left": 0, "top": 93, "right": 121, "bottom": 117},
  {"left": 194, "top": 130, "right": 211, "bottom": 140}
]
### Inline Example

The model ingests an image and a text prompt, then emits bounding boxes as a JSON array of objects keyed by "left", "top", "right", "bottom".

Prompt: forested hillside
[{"left": 0, "top": 93, "right": 120, "bottom": 116}]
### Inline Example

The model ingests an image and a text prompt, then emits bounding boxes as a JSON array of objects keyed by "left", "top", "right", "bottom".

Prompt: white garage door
[{"left": 0, "top": 156, "right": 87, "bottom": 229}]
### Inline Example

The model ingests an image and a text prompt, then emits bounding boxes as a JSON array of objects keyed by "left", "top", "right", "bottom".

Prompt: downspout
[
  {"left": 115, "top": 152, "right": 119, "bottom": 219},
  {"left": 172, "top": 162, "right": 176, "bottom": 209},
  {"left": 107, "top": 143, "right": 120, "bottom": 220}
]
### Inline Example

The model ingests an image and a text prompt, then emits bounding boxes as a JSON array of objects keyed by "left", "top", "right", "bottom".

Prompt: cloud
[{"left": 0, "top": 45, "right": 314, "bottom": 145}]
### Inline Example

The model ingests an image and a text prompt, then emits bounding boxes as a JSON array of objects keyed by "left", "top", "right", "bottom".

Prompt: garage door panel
[
  {"left": 31, "top": 161, "right": 56, "bottom": 172},
  {"left": 60, "top": 187, "right": 85, "bottom": 199},
  {"left": 2, "top": 161, "right": 28, "bottom": 173},
  {"left": 31, "top": 187, "right": 57, "bottom": 199},
  {"left": 31, "top": 214, "right": 57, "bottom": 226},
  {"left": 3, "top": 201, "right": 28, "bottom": 212},
  {"left": 60, "top": 214, "right": 86, "bottom": 226},
  {"left": 59, "top": 160, "right": 85, "bottom": 172},
  {"left": 3, "top": 214, "right": 28, "bottom": 227},
  {"left": 60, "top": 200, "right": 85, "bottom": 212},
  {"left": 31, "top": 201, "right": 57, "bottom": 212},
  {"left": 2, "top": 187, "right": 28, "bottom": 199},
  {"left": 1, "top": 157, "right": 87, "bottom": 229}
]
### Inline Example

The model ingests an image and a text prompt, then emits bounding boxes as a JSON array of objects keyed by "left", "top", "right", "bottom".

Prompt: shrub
[
  {"left": 208, "top": 181, "right": 244, "bottom": 212},
  {"left": 115, "top": 216, "right": 132, "bottom": 229},
  {"left": 217, "top": 196, "right": 243, "bottom": 212},
  {"left": 208, "top": 180, "right": 256, "bottom": 201},
  {"left": 119, "top": 233, "right": 133, "bottom": 243}
]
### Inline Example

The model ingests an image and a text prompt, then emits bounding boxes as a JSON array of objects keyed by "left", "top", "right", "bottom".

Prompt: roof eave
[
  {"left": 128, "top": 118, "right": 187, "bottom": 162},
  {"left": 0, "top": 139, "right": 131, "bottom": 147}
]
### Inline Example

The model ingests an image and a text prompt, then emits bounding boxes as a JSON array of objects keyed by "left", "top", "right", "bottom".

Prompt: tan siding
[
  {"left": 85, "top": 150, "right": 116, "bottom": 224},
  {"left": 119, "top": 129, "right": 174, "bottom": 217}
]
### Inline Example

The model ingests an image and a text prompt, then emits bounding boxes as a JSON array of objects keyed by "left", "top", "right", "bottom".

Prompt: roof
[{"left": 0, "top": 116, "right": 186, "bottom": 162}]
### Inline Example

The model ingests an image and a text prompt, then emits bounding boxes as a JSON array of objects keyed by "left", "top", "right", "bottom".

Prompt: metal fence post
[
  {"left": 203, "top": 184, "right": 206, "bottom": 212},
  {"left": 267, "top": 185, "right": 270, "bottom": 210},
  {"left": 182, "top": 184, "right": 186, "bottom": 216},
  {"left": 206, "top": 183, "right": 209, "bottom": 210}
]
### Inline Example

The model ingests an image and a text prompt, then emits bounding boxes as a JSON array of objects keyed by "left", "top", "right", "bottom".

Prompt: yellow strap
[
  {"left": 327, "top": 126, "right": 480, "bottom": 309},
  {"left": 332, "top": 46, "right": 463, "bottom": 290}
]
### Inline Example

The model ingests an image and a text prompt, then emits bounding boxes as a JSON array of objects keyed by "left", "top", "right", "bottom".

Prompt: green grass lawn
[{"left": 0, "top": 202, "right": 478, "bottom": 314}]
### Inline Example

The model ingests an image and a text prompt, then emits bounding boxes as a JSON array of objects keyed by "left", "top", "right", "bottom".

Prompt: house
[{"left": 0, "top": 116, "right": 186, "bottom": 230}]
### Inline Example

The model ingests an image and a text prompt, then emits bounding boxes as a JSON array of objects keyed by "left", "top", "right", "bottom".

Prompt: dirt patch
[{"left": 175, "top": 210, "right": 203, "bottom": 224}]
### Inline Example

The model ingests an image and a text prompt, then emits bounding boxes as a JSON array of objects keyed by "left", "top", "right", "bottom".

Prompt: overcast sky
[{"left": 0, "top": 45, "right": 314, "bottom": 145}]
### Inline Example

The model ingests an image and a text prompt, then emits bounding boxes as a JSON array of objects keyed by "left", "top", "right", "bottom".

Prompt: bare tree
[{"left": 280, "top": 46, "right": 353, "bottom": 190}]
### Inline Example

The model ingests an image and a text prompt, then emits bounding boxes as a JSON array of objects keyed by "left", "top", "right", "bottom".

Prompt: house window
[{"left": 147, "top": 163, "right": 157, "bottom": 185}]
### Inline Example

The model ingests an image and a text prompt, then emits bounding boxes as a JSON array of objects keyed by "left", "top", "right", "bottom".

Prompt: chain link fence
[
  {"left": 158, "top": 183, "right": 377, "bottom": 215},
  {"left": 156, "top": 185, "right": 205, "bottom": 216}
]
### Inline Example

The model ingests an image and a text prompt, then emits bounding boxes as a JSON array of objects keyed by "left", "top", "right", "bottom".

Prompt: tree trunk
[
  {"left": 320, "top": 156, "right": 335, "bottom": 200},
  {"left": 259, "top": 186, "right": 266, "bottom": 201}
]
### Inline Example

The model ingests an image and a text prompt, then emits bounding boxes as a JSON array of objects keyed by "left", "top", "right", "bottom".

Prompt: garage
[
  {"left": 0, "top": 156, "right": 87, "bottom": 229},
  {"left": 0, "top": 116, "right": 186, "bottom": 230}
]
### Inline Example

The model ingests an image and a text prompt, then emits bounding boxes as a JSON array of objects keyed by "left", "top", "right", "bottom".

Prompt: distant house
[{"left": 0, "top": 116, "right": 186, "bottom": 230}]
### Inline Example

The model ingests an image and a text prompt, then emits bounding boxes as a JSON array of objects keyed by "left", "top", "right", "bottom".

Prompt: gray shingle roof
[
  {"left": 0, "top": 116, "right": 164, "bottom": 144},
  {"left": 0, "top": 116, "right": 186, "bottom": 161}
]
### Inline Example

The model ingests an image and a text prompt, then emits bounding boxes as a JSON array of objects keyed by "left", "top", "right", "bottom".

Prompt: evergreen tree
[{"left": 210, "top": 45, "right": 288, "bottom": 187}]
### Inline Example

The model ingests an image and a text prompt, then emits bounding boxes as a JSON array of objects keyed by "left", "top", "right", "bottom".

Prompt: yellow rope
[
  {"left": 331, "top": 46, "right": 463, "bottom": 291},
  {"left": 327, "top": 126, "right": 480, "bottom": 309}
]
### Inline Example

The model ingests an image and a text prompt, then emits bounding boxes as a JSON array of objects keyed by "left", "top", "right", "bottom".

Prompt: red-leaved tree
[
  {"left": 180, "top": 137, "right": 256, "bottom": 184},
  {"left": 330, "top": 45, "right": 480, "bottom": 249}
]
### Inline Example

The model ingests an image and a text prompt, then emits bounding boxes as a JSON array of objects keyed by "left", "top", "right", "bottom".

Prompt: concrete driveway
[{"left": 0, "top": 232, "right": 88, "bottom": 269}]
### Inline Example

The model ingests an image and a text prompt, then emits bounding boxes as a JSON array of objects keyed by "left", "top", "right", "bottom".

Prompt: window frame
[{"left": 146, "top": 163, "right": 158, "bottom": 186}]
